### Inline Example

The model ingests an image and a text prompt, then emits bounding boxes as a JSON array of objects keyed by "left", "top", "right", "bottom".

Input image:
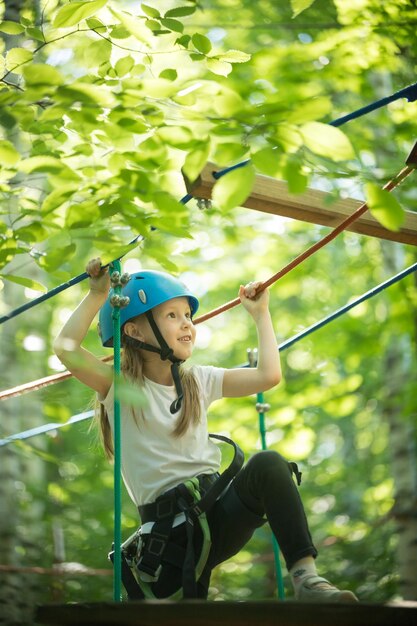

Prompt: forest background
[{"left": 0, "top": 0, "right": 416, "bottom": 624}]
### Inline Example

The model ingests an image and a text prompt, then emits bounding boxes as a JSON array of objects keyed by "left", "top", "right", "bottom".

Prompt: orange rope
[
  {"left": 0, "top": 355, "right": 113, "bottom": 401},
  {"left": 194, "top": 165, "right": 413, "bottom": 324},
  {"left": 1, "top": 165, "right": 413, "bottom": 401}
]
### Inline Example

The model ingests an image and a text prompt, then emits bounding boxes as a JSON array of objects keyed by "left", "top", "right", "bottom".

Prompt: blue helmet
[{"left": 98, "top": 270, "right": 199, "bottom": 347}]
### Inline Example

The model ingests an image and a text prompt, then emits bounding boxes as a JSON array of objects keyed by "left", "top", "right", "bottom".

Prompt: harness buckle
[
  {"left": 156, "top": 498, "right": 174, "bottom": 519},
  {"left": 147, "top": 534, "right": 167, "bottom": 557},
  {"left": 136, "top": 562, "right": 162, "bottom": 583}
]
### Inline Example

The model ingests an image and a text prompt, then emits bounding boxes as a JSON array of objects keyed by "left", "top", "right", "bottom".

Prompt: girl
[{"left": 54, "top": 257, "right": 358, "bottom": 603}]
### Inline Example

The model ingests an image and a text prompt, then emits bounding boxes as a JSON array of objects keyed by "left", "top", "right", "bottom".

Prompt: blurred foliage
[{"left": 0, "top": 0, "right": 416, "bottom": 609}]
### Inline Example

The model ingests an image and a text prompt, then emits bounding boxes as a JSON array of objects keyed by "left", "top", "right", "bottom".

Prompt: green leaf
[
  {"left": 66, "top": 200, "right": 100, "bottom": 229},
  {"left": 101, "top": 240, "right": 141, "bottom": 265},
  {"left": 300, "top": 122, "right": 355, "bottom": 161},
  {"left": 156, "top": 126, "right": 193, "bottom": 147},
  {"left": 159, "top": 68, "right": 177, "bottom": 81},
  {"left": 206, "top": 58, "right": 232, "bottom": 77},
  {"left": 0, "top": 20, "right": 25, "bottom": 34},
  {"left": 109, "top": 7, "right": 152, "bottom": 44},
  {"left": 86, "top": 17, "right": 107, "bottom": 30},
  {"left": 18, "top": 155, "right": 66, "bottom": 174},
  {"left": 213, "top": 90, "right": 244, "bottom": 116},
  {"left": 26, "top": 27, "right": 45, "bottom": 41},
  {"left": 219, "top": 49, "right": 251, "bottom": 64},
  {"left": 145, "top": 19, "right": 161, "bottom": 32},
  {"left": 285, "top": 97, "right": 332, "bottom": 124},
  {"left": 39, "top": 243, "right": 77, "bottom": 272},
  {"left": 175, "top": 34, "right": 191, "bottom": 48},
  {"left": 212, "top": 142, "right": 248, "bottom": 167},
  {"left": 153, "top": 191, "right": 188, "bottom": 215},
  {"left": 23, "top": 63, "right": 65, "bottom": 86},
  {"left": 291, "top": 0, "right": 316, "bottom": 18},
  {"left": 284, "top": 160, "right": 309, "bottom": 194},
  {"left": 212, "top": 164, "right": 256, "bottom": 211},
  {"left": 0, "top": 140, "right": 20, "bottom": 166},
  {"left": 5, "top": 48, "right": 33, "bottom": 73},
  {"left": 0, "top": 274, "right": 47, "bottom": 293},
  {"left": 114, "top": 55, "right": 135, "bottom": 77},
  {"left": 182, "top": 143, "right": 210, "bottom": 182},
  {"left": 365, "top": 183, "right": 404, "bottom": 232},
  {"left": 15, "top": 221, "right": 49, "bottom": 243},
  {"left": 274, "top": 124, "right": 303, "bottom": 153},
  {"left": 141, "top": 4, "right": 160, "bottom": 18},
  {"left": 53, "top": 0, "right": 108, "bottom": 28},
  {"left": 192, "top": 33, "right": 212, "bottom": 54},
  {"left": 57, "top": 82, "right": 116, "bottom": 107},
  {"left": 160, "top": 18, "right": 184, "bottom": 33},
  {"left": 41, "top": 185, "right": 79, "bottom": 214},
  {"left": 251, "top": 147, "right": 283, "bottom": 177},
  {"left": 165, "top": 6, "right": 196, "bottom": 17}
]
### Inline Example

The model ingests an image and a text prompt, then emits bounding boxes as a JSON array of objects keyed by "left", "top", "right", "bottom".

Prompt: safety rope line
[
  {"left": 1, "top": 83, "right": 416, "bottom": 327},
  {"left": 2, "top": 260, "right": 416, "bottom": 444},
  {"left": 109, "top": 261, "right": 123, "bottom": 602},
  {"left": 193, "top": 164, "right": 414, "bottom": 325},
  {"left": 0, "top": 234, "right": 143, "bottom": 326}
]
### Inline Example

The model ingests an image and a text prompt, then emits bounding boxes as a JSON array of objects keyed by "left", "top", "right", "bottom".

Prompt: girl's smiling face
[{"left": 146, "top": 296, "right": 196, "bottom": 360}]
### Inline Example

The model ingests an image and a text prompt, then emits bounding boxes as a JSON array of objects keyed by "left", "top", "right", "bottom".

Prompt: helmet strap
[
  {"left": 145, "top": 311, "right": 184, "bottom": 414},
  {"left": 123, "top": 312, "right": 185, "bottom": 414}
]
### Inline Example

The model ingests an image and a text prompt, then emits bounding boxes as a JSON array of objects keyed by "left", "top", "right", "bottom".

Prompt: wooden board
[
  {"left": 187, "top": 164, "right": 417, "bottom": 246},
  {"left": 35, "top": 599, "right": 417, "bottom": 626}
]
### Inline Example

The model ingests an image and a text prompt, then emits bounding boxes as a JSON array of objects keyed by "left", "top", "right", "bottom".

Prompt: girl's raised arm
[
  {"left": 222, "top": 282, "right": 282, "bottom": 398},
  {"left": 53, "top": 258, "right": 113, "bottom": 396}
]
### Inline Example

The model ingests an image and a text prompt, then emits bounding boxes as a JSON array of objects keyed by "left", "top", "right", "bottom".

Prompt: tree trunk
[
  {"left": 381, "top": 243, "right": 417, "bottom": 600},
  {"left": 0, "top": 1, "right": 47, "bottom": 623}
]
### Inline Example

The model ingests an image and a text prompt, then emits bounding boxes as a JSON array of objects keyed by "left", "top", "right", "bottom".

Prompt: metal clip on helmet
[{"left": 98, "top": 270, "right": 199, "bottom": 347}]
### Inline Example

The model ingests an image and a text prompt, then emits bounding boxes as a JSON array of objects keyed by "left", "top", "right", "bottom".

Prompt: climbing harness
[{"left": 109, "top": 433, "right": 244, "bottom": 600}]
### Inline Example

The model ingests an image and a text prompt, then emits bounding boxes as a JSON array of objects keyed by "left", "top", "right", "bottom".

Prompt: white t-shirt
[{"left": 99, "top": 365, "right": 225, "bottom": 506}]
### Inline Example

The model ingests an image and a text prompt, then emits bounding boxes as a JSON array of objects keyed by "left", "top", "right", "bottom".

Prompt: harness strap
[
  {"left": 177, "top": 481, "right": 198, "bottom": 598},
  {"left": 289, "top": 461, "right": 302, "bottom": 486},
  {"left": 136, "top": 434, "right": 244, "bottom": 593},
  {"left": 189, "top": 434, "right": 244, "bottom": 518}
]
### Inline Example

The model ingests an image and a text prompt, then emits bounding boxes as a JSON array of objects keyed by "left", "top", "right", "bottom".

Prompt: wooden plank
[
  {"left": 35, "top": 600, "right": 417, "bottom": 626},
  {"left": 187, "top": 164, "right": 417, "bottom": 246}
]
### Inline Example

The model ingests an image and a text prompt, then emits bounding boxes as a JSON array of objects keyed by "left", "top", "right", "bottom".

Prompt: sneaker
[{"left": 296, "top": 575, "right": 359, "bottom": 603}]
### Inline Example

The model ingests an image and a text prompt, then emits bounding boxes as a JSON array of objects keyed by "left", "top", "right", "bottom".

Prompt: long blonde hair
[{"left": 96, "top": 329, "right": 201, "bottom": 460}]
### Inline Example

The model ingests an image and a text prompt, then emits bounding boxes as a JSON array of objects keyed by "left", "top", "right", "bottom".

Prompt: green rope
[
  {"left": 256, "top": 391, "right": 285, "bottom": 600},
  {"left": 110, "top": 261, "right": 123, "bottom": 602}
]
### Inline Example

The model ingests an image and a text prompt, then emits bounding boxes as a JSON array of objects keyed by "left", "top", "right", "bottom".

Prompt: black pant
[
  {"left": 134, "top": 451, "right": 317, "bottom": 599},
  {"left": 206, "top": 450, "right": 317, "bottom": 579}
]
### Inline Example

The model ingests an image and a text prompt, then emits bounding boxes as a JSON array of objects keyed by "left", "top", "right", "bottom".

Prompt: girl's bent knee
[{"left": 248, "top": 450, "right": 290, "bottom": 478}]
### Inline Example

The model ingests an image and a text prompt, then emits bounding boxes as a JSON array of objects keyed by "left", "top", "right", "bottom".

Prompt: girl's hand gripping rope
[
  {"left": 239, "top": 281, "right": 269, "bottom": 320},
  {"left": 86, "top": 257, "right": 110, "bottom": 296}
]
